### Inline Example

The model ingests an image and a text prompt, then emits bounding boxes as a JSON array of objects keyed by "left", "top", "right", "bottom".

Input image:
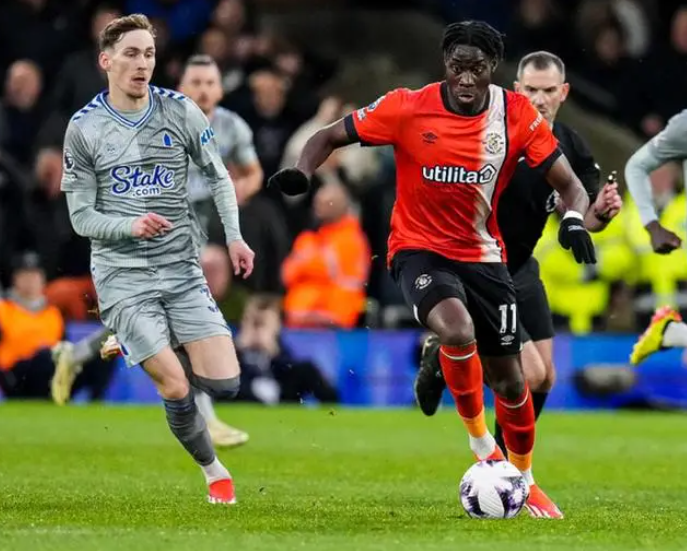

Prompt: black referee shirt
[{"left": 498, "top": 121, "right": 601, "bottom": 273}]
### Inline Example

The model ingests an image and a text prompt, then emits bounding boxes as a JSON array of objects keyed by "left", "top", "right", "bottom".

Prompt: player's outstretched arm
[
  {"left": 625, "top": 116, "right": 685, "bottom": 253},
  {"left": 269, "top": 118, "right": 356, "bottom": 196},
  {"left": 544, "top": 155, "right": 596, "bottom": 264}
]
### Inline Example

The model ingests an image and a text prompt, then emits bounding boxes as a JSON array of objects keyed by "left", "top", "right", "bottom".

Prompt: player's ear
[
  {"left": 98, "top": 51, "right": 111, "bottom": 72},
  {"left": 560, "top": 82, "right": 570, "bottom": 102},
  {"left": 513, "top": 80, "right": 521, "bottom": 93}
]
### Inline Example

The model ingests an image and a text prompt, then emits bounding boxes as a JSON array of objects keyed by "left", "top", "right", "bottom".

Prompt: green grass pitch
[{"left": 1, "top": 403, "right": 686, "bottom": 550}]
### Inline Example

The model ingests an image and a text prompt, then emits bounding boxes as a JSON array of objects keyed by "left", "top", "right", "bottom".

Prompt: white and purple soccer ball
[{"left": 459, "top": 460, "right": 529, "bottom": 519}]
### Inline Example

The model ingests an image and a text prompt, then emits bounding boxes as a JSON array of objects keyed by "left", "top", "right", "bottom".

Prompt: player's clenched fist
[
  {"left": 132, "top": 212, "right": 173, "bottom": 238},
  {"left": 228, "top": 239, "right": 255, "bottom": 278},
  {"left": 268, "top": 167, "right": 311, "bottom": 196},
  {"left": 646, "top": 220, "right": 682, "bottom": 254},
  {"left": 558, "top": 211, "right": 596, "bottom": 264}
]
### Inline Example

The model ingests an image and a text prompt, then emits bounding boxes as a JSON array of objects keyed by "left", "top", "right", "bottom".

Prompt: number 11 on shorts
[{"left": 499, "top": 303, "right": 517, "bottom": 334}]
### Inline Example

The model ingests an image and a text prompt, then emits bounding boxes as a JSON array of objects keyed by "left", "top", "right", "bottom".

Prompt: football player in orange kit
[{"left": 269, "top": 21, "right": 596, "bottom": 518}]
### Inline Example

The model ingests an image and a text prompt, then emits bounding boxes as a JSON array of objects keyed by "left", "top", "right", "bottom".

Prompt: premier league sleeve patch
[{"left": 63, "top": 150, "right": 75, "bottom": 173}]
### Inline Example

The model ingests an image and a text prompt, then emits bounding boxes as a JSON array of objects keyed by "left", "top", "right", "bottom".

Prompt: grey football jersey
[
  {"left": 61, "top": 86, "right": 241, "bottom": 268},
  {"left": 625, "top": 109, "right": 687, "bottom": 225},
  {"left": 187, "top": 106, "right": 258, "bottom": 203}
]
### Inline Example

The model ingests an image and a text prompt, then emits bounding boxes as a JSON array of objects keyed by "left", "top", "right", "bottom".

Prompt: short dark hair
[
  {"left": 442, "top": 21, "right": 505, "bottom": 63},
  {"left": 98, "top": 13, "right": 155, "bottom": 51},
  {"left": 517, "top": 51, "right": 566, "bottom": 80}
]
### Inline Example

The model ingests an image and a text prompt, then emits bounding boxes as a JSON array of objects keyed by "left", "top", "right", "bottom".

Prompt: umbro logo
[{"left": 422, "top": 132, "right": 438, "bottom": 144}]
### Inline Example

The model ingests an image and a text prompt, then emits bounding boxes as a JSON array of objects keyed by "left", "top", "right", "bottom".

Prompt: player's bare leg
[
  {"left": 424, "top": 299, "right": 502, "bottom": 461},
  {"left": 483, "top": 354, "right": 562, "bottom": 519},
  {"left": 142, "top": 346, "right": 236, "bottom": 505}
]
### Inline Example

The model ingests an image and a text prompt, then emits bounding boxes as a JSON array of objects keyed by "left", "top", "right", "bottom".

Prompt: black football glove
[
  {"left": 268, "top": 167, "right": 311, "bottom": 196},
  {"left": 558, "top": 212, "right": 597, "bottom": 264}
]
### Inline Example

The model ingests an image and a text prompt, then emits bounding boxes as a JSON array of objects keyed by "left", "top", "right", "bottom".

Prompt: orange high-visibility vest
[
  {"left": 283, "top": 214, "right": 371, "bottom": 329},
  {"left": 0, "top": 299, "right": 64, "bottom": 370}
]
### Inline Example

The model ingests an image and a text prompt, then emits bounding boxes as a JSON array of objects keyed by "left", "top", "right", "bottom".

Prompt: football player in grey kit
[
  {"left": 101, "top": 55, "right": 262, "bottom": 449},
  {"left": 626, "top": 109, "right": 687, "bottom": 366},
  {"left": 60, "top": 14, "right": 254, "bottom": 505}
]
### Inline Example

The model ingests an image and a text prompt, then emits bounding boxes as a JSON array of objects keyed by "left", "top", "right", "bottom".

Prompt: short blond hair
[{"left": 98, "top": 13, "right": 156, "bottom": 51}]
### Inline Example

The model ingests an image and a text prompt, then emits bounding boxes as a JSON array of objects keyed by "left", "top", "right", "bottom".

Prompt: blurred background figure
[
  {"left": 0, "top": 252, "right": 114, "bottom": 402},
  {"left": 234, "top": 295, "right": 339, "bottom": 405},
  {"left": 1, "top": 59, "right": 44, "bottom": 167},
  {"left": 44, "top": 4, "right": 121, "bottom": 140},
  {"left": 282, "top": 181, "right": 370, "bottom": 329},
  {"left": 30, "top": 147, "right": 95, "bottom": 322}
]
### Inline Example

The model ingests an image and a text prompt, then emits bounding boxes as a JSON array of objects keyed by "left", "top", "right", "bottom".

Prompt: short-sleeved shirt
[{"left": 345, "top": 82, "right": 560, "bottom": 264}]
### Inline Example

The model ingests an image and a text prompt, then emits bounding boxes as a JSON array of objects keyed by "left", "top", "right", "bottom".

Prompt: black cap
[{"left": 11, "top": 251, "right": 43, "bottom": 273}]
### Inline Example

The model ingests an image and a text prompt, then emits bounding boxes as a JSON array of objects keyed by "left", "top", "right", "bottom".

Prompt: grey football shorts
[{"left": 92, "top": 259, "right": 231, "bottom": 367}]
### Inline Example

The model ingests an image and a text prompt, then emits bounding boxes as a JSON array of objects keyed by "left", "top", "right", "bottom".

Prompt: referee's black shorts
[{"left": 510, "top": 256, "right": 555, "bottom": 344}]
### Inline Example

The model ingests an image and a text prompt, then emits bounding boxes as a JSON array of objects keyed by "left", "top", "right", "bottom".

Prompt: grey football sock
[{"left": 163, "top": 391, "right": 216, "bottom": 466}]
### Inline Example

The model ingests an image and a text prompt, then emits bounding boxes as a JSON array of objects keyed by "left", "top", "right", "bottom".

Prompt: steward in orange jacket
[{"left": 282, "top": 182, "right": 371, "bottom": 328}]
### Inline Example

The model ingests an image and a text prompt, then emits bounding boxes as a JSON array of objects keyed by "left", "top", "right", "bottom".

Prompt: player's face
[
  {"left": 444, "top": 45, "right": 493, "bottom": 114},
  {"left": 100, "top": 29, "right": 156, "bottom": 100},
  {"left": 514, "top": 65, "right": 569, "bottom": 124},
  {"left": 179, "top": 64, "right": 223, "bottom": 115}
]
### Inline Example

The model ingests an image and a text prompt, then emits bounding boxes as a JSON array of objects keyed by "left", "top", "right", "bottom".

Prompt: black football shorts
[
  {"left": 390, "top": 250, "right": 521, "bottom": 357},
  {"left": 510, "top": 256, "right": 555, "bottom": 343}
]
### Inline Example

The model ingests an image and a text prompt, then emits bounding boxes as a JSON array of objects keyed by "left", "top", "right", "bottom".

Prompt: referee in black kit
[{"left": 415, "top": 51, "right": 623, "bottom": 453}]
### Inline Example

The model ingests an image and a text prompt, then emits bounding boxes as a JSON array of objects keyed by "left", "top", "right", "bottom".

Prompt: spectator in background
[
  {"left": 507, "top": 0, "right": 571, "bottom": 60},
  {"left": 0, "top": 0, "right": 83, "bottom": 85},
  {"left": 208, "top": 0, "right": 258, "bottom": 98},
  {"left": 282, "top": 181, "right": 371, "bottom": 329},
  {"left": 212, "top": 0, "right": 251, "bottom": 37},
  {"left": 636, "top": 6, "right": 687, "bottom": 137},
  {"left": 240, "top": 67, "right": 301, "bottom": 183},
  {"left": 281, "top": 97, "right": 380, "bottom": 191},
  {"left": 45, "top": 4, "right": 120, "bottom": 133},
  {"left": 198, "top": 26, "right": 232, "bottom": 71},
  {"left": 613, "top": 0, "right": 653, "bottom": 58},
  {"left": 281, "top": 96, "right": 344, "bottom": 170},
  {"left": 0, "top": 59, "right": 44, "bottom": 167},
  {"left": 574, "top": 22, "right": 637, "bottom": 120},
  {"left": 0, "top": 151, "right": 35, "bottom": 289},
  {"left": 0, "top": 252, "right": 115, "bottom": 402},
  {"left": 29, "top": 147, "right": 94, "bottom": 321},
  {"left": 235, "top": 294, "right": 339, "bottom": 405}
]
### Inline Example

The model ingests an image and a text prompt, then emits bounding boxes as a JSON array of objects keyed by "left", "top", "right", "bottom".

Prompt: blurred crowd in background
[{"left": 1, "top": 0, "right": 687, "bottom": 341}]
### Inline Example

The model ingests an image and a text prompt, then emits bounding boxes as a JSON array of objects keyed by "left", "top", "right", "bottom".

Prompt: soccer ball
[{"left": 459, "top": 460, "right": 529, "bottom": 519}]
